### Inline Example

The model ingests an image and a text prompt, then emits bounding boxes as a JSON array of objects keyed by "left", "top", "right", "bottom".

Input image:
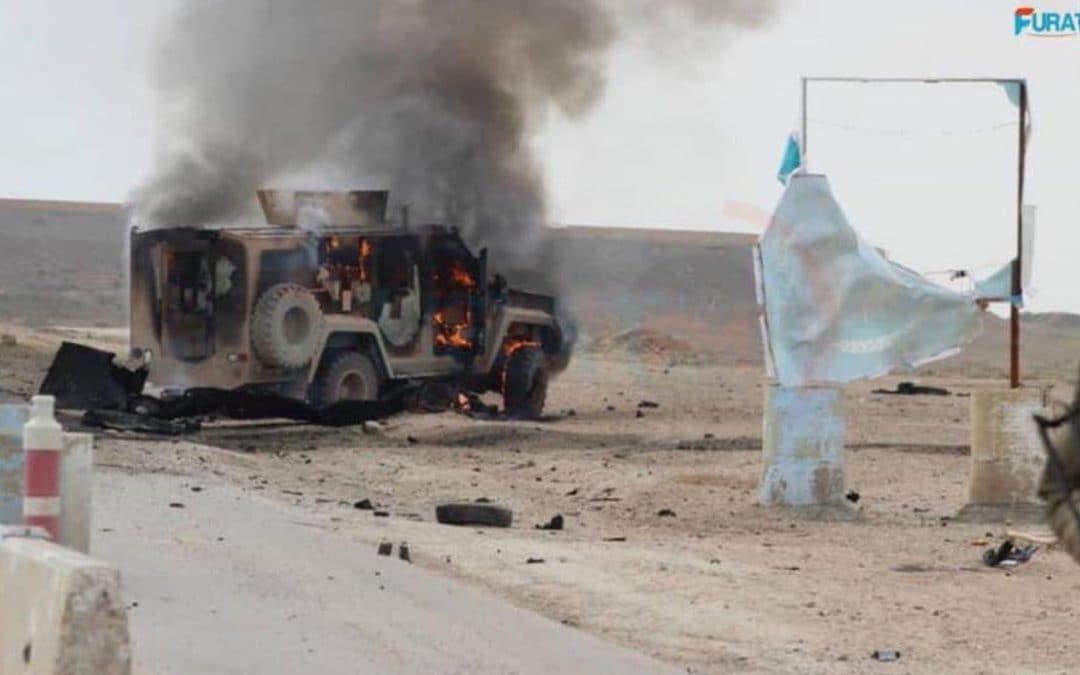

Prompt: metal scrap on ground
[{"left": 40, "top": 342, "right": 407, "bottom": 433}]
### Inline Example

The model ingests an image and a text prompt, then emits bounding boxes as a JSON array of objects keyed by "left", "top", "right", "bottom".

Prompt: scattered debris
[
  {"left": 982, "top": 540, "right": 1037, "bottom": 568},
  {"left": 435, "top": 502, "right": 513, "bottom": 528},
  {"left": 565, "top": 488, "right": 579, "bottom": 496},
  {"left": 871, "top": 650, "right": 901, "bottom": 662},
  {"left": 872, "top": 381, "right": 950, "bottom": 396},
  {"left": 657, "top": 509, "right": 676, "bottom": 517},
  {"left": 603, "top": 536, "right": 627, "bottom": 542},
  {"left": 377, "top": 541, "right": 393, "bottom": 556},
  {"left": 845, "top": 490, "right": 860, "bottom": 503},
  {"left": 635, "top": 410, "right": 645, "bottom": 418},
  {"left": 675, "top": 435, "right": 760, "bottom": 451},
  {"left": 398, "top": 542, "right": 411, "bottom": 563},
  {"left": 406, "top": 435, "right": 419, "bottom": 444},
  {"left": 455, "top": 391, "right": 502, "bottom": 418},
  {"left": 168, "top": 502, "right": 185, "bottom": 509},
  {"left": 526, "top": 557, "right": 545, "bottom": 564},
  {"left": 637, "top": 400, "right": 659, "bottom": 409},
  {"left": 353, "top": 499, "right": 374, "bottom": 510},
  {"left": 373, "top": 510, "right": 390, "bottom": 518},
  {"left": 40, "top": 342, "right": 148, "bottom": 410},
  {"left": 83, "top": 409, "right": 199, "bottom": 436},
  {"left": 536, "top": 515, "right": 564, "bottom": 531},
  {"left": 45, "top": 342, "right": 407, "bottom": 432}
]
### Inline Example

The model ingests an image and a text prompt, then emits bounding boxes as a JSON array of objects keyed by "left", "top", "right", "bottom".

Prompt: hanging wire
[
  {"left": 807, "top": 118, "right": 1018, "bottom": 137},
  {"left": 921, "top": 261, "right": 1011, "bottom": 278}
]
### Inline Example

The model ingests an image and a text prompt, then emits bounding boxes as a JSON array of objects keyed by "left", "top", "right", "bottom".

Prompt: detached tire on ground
[
  {"left": 502, "top": 346, "right": 548, "bottom": 419},
  {"left": 313, "top": 351, "right": 381, "bottom": 406},
  {"left": 251, "top": 283, "right": 324, "bottom": 369},
  {"left": 436, "top": 503, "right": 513, "bottom": 528}
]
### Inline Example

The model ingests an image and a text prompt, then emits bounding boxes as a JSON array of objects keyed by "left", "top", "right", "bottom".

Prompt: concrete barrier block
[
  {"left": 760, "top": 383, "right": 848, "bottom": 509},
  {"left": 0, "top": 531, "right": 130, "bottom": 675},
  {"left": 958, "top": 388, "right": 1047, "bottom": 522}
]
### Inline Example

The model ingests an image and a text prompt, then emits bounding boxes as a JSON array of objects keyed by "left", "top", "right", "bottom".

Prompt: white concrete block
[
  {"left": 958, "top": 388, "right": 1046, "bottom": 521},
  {"left": 760, "top": 383, "right": 846, "bottom": 507},
  {"left": 0, "top": 532, "right": 130, "bottom": 674}
]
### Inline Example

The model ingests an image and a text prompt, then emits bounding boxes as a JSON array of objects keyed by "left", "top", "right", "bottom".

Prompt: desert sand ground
[{"left": 2, "top": 322, "right": 1079, "bottom": 675}]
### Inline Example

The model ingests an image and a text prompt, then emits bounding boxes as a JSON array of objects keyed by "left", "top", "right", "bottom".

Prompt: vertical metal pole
[
  {"left": 800, "top": 78, "right": 808, "bottom": 169},
  {"left": 1010, "top": 81, "right": 1026, "bottom": 389}
]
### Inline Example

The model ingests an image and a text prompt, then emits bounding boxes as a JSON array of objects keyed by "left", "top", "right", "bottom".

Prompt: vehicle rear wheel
[
  {"left": 313, "top": 351, "right": 381, "bottom": 407},
  {"left": 502, "top": 346, "right": 548, "bottom": 419}
]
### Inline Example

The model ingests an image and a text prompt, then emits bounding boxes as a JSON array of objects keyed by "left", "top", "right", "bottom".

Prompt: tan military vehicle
[{"left": 129, "top": 190, "right": 568, "bottom": 417}]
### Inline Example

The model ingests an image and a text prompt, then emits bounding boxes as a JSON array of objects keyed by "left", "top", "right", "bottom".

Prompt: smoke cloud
[{"left": 132, "top": 0, "right": 775, "bottom": 287}]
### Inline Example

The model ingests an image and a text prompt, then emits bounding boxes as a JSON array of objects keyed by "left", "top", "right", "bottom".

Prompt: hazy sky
[{"left": 1, "top": 0, "right": 1078, "bottom": 313}]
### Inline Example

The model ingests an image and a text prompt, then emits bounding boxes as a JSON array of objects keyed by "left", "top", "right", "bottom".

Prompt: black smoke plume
[{"left": 132, "top": 0, "right": 775, "bottom": 288}]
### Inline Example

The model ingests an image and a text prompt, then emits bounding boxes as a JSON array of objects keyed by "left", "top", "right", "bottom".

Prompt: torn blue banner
[
  {"left": 757, "top": 174, "right": 983, "bottom": 386},
  {"left": 973, "top": 262, "right": 1015, "bottom": 304},
  {"left": 777, "top": 132, "right": 802, "bottom": 185}
]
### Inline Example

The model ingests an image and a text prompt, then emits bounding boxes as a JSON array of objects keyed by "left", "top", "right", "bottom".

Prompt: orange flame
[
  {"left": 358, "top": 238, "right": 372, "bottom": 282},
  {"left": 503, "top": 337, "right": 539, "bottom": 357},
  {"left": 500, "top": 338, "right": 541, "bottom": 393},
  {"left": 434, "top": 309, "right": 473, "bottom": 348},
  {"left": 433, "top": 261, "right": 477, "bottom": 349},
  {"left": 447, "top": 261, "right": 476, "bottom": 288}
]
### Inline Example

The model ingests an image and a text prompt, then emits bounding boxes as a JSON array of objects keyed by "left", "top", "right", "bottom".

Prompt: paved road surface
[{"left": 92, "top": 469, "right": 679, "bottom": 675}]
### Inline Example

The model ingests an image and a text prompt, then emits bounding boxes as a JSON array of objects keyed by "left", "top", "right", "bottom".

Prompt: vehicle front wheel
[
  {"left": 313, "top": 351, "right": 381, "bottom": 407},
  {"left": 502, "top": 346, "right": 548, "bottom": 419}
]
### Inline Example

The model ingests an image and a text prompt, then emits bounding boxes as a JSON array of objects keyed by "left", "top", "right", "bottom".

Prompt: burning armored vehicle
[{"left": 128, "top": 190, "right": 568, "bottom": 418}]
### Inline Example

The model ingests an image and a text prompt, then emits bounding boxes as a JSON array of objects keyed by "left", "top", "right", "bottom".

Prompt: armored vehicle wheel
[
  {"left": 502, "top": 346, "right": 548, "bottom": 419},
  {"left": 251, "top": 283, "right": 324, "bottom": 369},
  {"left": 314, "top": 351, "right": 381, "bottom": 406}
]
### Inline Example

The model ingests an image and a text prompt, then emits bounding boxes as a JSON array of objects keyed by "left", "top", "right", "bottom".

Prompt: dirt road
[{"left": 93, "top": 468, "right": 678, "bottom": 675}]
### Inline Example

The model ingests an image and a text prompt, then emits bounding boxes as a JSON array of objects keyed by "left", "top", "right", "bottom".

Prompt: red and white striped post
[{"left": 23, "top": 395, "right": 63, "bottom": 540}]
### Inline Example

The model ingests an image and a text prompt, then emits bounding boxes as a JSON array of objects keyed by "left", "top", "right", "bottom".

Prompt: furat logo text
[{"left": 1014, "top": 7, "right": 1080, "bottom": 36}]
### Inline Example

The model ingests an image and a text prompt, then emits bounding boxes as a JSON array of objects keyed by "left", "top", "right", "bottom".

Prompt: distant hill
[
  {"left": 550, "top": 225, "right": 760, "bottom": 365},
  {"left": 0, "top": 198, "right": 127, "bottom": 325}
]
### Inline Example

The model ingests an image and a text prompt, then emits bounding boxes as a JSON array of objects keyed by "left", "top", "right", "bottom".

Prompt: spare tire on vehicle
[{"left": 251, "top": 283, "right": 324, "bottom": 369}]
